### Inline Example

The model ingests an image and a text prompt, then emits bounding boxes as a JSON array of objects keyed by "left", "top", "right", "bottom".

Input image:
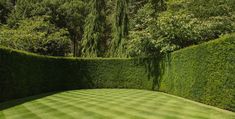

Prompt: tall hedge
[
  {"left": 0, "top": 33, "right": 235, "bottom": 112},
  {"left": 160, "top": 33, "right": 235, "bottom": 111},
  {"left": 0, "top": 47, "right": 153, "bottom": 102}
]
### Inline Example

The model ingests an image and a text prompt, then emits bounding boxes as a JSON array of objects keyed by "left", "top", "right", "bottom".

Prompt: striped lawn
[{"left": 0, "top": 89, "right": 235, "bottom": 119}]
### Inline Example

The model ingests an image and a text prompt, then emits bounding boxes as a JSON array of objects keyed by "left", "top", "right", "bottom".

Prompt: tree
[
  {"left": 81, "top": 0, "right": 106, "bottom": 57},
  {"left": 7, "top": 0, "right": 87, "bottom": 57},
  {"left": 109, "top": 0, "right": 129, "bottom": 57},
  {"left": 127, "top": 0, "right": 167, "bottom": 57},
  {"left": 45, "top": 0, "right": 87, "bottom": 57},
  {"left": 129, "top": 0, "right": 148, "bottom": 16},
  {"left": 0, "top": 0, "right": 14, "bottom": 24},
  {"left": 151, "top": 0, "right": 235, "bottom": 53},
  {"left": 0, "top": 16, "right": 71, "bottom": 56}
]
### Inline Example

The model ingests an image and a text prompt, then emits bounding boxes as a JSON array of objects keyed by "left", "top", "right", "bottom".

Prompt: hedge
[
  {"left": 0, "top": 47, "right": 153, "bottom": 102},
  {"left": 160, "top": 33, "right": 235, "bottom": 111},
  {"left": 0, "top": 33, "right": 234, "bottom": 112}
]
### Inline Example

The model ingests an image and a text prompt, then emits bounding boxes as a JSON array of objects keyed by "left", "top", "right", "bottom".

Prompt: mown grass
[{"left": 0, "top": 89, "right": 234, "bottom": 119}]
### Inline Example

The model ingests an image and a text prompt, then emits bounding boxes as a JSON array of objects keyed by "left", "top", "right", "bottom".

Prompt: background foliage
[
  {"left": 0, "top": 16, "right": 71, "bottom": 56},
  {"left": 81, "top": 0, "right": 106, "bottom": 57},
  {"left": 1, "top": 0, "right": 234, "bottom": 57}
]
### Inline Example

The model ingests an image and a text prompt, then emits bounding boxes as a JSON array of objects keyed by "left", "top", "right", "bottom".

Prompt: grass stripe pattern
[{"left": 0, "top": 89, "right": 235, "bottom": 119}]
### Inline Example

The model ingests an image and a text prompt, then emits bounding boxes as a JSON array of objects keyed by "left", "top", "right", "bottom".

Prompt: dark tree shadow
[
  {"left": 0, "top": 62, "right": 60, "bottom": 111},
  {"left": 0, "top": 64, "right": 12, "bottom": 102},
  {"left": 77, "top": 60, "right": 95, "bottom": 89},
  {"left": 0, "top": 92, "right": 58, "bottom": 111},
  {"left": 135, "top": 53, "right": 171, "bottom": 91},
  {"left": 0, "top": 59, "right": 96, "bottom": 111},
  {"left": 62, "top": 59, "right": 95, "bottom": 90}
]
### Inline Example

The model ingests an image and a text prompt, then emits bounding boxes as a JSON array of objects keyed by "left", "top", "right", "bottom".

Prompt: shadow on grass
[{"left": 0, "top": 92, "right": 58, "bottom": 111}]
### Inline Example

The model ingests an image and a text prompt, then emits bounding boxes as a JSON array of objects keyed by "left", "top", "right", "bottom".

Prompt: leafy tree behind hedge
[
  {"left": 128, "top": 0, "right": 235, "bottom": 56},
  {"left": 0, "top": 0, "right": 235, "bottom": 57},
  {"left": 0, "top": 16, "right": 71, "bottom": 56},
  {"left": 109, "top": 0, "right": 129, "bottom": 57},
  {"left": 0, "top": 0, "right": 14, "bottom": 24},
  {"left": 81, "top": 0, "right": 106, "bottom": 57},
  {"left": 6, "top": 0, "right": 86, "bottom": 56}
]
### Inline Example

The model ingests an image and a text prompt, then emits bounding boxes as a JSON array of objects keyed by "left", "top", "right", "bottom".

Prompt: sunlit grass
[{"left": 0, "top": 89, "right": 234, "bottom": 119}]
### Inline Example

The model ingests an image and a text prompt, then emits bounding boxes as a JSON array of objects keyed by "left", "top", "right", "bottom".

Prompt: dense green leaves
[
  {"left": 1, "top": 0, "right": 235, "bottom": 57},
  {"left": 128, "top": 0, "right": 235, "bottom": 56},
  {"left": 5, "top": 0, "right": 86, "bottom": 56},
  {"left": 109, "top": 0, "right": 129, "bottom": 57},
  {"left": 128, "top": 1, "right": 166, "bottom": 57},
  {"left": 0, "top": 0, "right": 14, "bottom": 24},
  {"left": 157, "top": 0, "right": 235, "bottom": 52},
  {"left": 43, "top": 0, "right": 86, "bottom": 56},
  {"left": 0, "top": 17, "right": 71, "bottom": 56},
  {"left": 81, "top": 0, "right": 106, "bottom": 57}
]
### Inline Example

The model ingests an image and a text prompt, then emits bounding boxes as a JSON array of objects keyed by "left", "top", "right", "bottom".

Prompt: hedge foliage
[
  {"left": 0, "top": 33, "right": 234, "bottom": 111},
  {"left": 160, "top": 33, "right": 235, "bottom": 111},
  {"left": 0, "top": 47, "right": 153, "bottom": 102}
]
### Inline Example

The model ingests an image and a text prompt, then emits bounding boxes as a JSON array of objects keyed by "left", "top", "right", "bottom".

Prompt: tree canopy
[
  {"left": 81, "top": 0, "right": 106, "bottom": 57},
  {"left": 0, "top": 0, "right": 234, "bottom": 57}
]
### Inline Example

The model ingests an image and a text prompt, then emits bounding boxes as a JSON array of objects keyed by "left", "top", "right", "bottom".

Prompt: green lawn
[{"left": 0, "top": 89, "right": 234, "bottom": 119}]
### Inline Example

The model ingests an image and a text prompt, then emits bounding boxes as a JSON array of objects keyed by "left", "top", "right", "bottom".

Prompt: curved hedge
[
  {"left": 160, "top": 33, "right": 235, "bottom": 111},
  {"left": 0, "top": 33, "right": 234, "bottom": 112},
  {"left": 0, "top": 48, "right": 153, "bottom": 102}
]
